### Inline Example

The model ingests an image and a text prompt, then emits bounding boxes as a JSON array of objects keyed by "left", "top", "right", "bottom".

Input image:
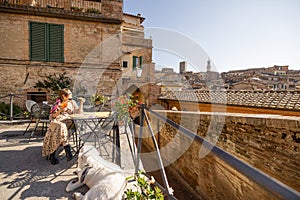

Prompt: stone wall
[
  {"left": 0, "top": 11, "right": 122, "bottom": 98},
  {"left": 140, "top": 111, "right": 300, "bottom": 199},
  {"left": 0, "top": 11, "right": 121, "bottom": 62}
]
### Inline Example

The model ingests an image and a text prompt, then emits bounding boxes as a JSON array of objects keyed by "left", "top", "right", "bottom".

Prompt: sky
[{"left": 123, "top": 0, "right": 300, "bottom": 73}]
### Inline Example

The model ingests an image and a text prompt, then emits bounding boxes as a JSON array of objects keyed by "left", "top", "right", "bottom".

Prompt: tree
[{"left": 34, "top": 72, "right": 72, "bottom": 93}]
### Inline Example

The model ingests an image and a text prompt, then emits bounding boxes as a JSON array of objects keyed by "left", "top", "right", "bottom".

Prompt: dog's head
[{"left": 78, "top": 145, "right": 99, "bottom": 169}]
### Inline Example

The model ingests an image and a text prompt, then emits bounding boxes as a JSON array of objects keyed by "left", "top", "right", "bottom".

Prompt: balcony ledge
[{"left": 0, "top": 3, "right": 122, "bottom": 24}]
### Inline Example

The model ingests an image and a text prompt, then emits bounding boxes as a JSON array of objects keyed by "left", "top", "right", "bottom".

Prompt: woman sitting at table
[{"left": 42, "top": 88, "right": 84, "bottom": 165}]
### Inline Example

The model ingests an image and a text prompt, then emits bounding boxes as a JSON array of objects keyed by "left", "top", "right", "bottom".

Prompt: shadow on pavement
[{"left": 0, "top": 128, "right": 87, "bottom": 199}]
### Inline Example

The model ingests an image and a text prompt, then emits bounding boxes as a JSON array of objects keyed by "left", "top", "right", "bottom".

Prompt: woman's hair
[{"left": 59, "top": 89, "right": 69, "bottom": 100}]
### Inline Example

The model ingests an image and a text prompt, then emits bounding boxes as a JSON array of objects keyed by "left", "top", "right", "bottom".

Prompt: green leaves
[
  {"left": 113, "top": 94, "right": 139, "bottom": 122},
  {"left": 124, "top": 171, "right": 164, "bottom": 200},
  {"left": 34, "top": 72, "right": 72, "bottom": 93}
]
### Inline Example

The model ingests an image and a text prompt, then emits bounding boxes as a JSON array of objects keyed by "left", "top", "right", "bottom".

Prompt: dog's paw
[
  {"left": 66, "top": 178, "right": 78, "bottom": 192},
  {"left": 73, "top": 192, "right": 84, "bottom": 200}
]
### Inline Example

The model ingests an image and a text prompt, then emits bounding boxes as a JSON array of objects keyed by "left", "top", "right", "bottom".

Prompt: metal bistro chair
[
  {"left": 26, "top": 103, "right": 51, "bottom": 140},
  {"left": 23, "top": 100, "right": 37, "bottom": 135}
]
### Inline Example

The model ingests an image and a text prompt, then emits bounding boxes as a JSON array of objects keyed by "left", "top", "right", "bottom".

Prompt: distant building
[
  {"left": 179, "top": 61, "right": 187, "bottom": 74},
  {"left": 221, "top": 65, "right": 300, "bottom": 91},
  {"left": 162, "top": 68, "right": 175, "bottom": 73}
]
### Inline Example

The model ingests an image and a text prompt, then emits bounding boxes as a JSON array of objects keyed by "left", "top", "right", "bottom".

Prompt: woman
[{"left": 42, "top": 89, "right": 83, "bottom": 165}]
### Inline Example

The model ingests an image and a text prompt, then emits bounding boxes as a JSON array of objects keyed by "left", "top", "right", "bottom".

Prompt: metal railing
[
  {"left": 0, "top": 93, "right": 30, "bottom": 121},
  {"left": 135, "top": 106, "right": 176, "bottom": 199},
  {"left": 136, "top": 105, "right": 300, "bottom": 199},
  {"left": 0, "top": 93, "right": 114, "bottom": 122},
  {"left": 0, "top": 93, "right": 56, "bottom": 121}
]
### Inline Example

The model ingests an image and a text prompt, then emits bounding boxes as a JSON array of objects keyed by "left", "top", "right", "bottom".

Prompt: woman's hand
[{"left": 58, "top": 106, "right": 67, "bottom": 112}]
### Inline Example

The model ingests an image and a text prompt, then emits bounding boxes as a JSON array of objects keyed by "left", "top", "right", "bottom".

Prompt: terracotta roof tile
[{"left": 159, "top": 90, "right": 300, "bottom": 111}]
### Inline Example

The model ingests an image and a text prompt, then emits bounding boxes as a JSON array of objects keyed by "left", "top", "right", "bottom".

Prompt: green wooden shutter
[
  {"left": 48, "top": 24, "right": 64, "bottom": 62},
  {"left": 139, "top": 56, "right": 143, "bottom": 67},
  {"left": 30, "top": 22, "right": 46, "bottom": 61},
  {"left": 133, "top": 56, "right": 137, "bottom": 69}
]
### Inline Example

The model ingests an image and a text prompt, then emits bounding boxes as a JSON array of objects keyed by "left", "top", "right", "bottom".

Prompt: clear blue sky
[{"left": 123, "top": 0, "right": 300, "bottom": 73}]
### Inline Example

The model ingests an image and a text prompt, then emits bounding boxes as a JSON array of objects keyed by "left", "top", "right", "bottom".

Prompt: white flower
[
  {"left": 168, "top": 187, "right": 174, "bottom": 195},
  {"left": 148, "top": 176, "right": 155, "bottom": 184}
]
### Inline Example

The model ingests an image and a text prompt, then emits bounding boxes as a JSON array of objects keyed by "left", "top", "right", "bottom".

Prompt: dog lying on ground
[{"left": 66, "top": 145, "right": 126, "bottom": 200}]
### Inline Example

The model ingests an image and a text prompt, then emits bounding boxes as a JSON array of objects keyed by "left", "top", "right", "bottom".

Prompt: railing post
[
  {"left": 9, "top": 93, "right": 14, "bottom": 121},
  {"left": 115, "top": 120, "right": 121, "bottom": 166},
  {"left": 135, "top": 104, "right": 145, "bottom": 174},
  {"left": 144, "top": 108, "right": 172, "bottom": 199}
]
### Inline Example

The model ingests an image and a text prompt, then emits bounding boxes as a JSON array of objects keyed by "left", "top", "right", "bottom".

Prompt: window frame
[{"left": 132, "top": 56, "right": 143, "bottom": 70}]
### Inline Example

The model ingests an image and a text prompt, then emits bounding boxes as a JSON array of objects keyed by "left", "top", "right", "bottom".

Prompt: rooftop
[{"left": 160, "top": 90, "right": 300, "bottom": 111}]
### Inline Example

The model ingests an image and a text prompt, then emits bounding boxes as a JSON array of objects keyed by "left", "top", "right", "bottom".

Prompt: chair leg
[
  {"left": 42, "top": 121, "right": 48, "bottom": 136},
  {"left": 23, "top": 120, "right": 32, "bottom": 136},
  {"left": 29, "top": 119, "right": 40, "bottom": 140},
  {"left": 41, "top": 122, "right": 45, "bottom": 135}
]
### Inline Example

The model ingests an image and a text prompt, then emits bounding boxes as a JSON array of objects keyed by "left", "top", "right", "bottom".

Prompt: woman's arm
[{"left": 75, "top": 98, "right": 85, "bottom": 114}]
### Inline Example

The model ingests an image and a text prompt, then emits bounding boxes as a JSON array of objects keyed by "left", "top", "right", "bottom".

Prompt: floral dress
[{"left": 42, "top": 100, "right": 78, "bottom": 157}]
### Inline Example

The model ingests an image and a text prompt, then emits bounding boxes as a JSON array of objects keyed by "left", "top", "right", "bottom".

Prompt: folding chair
[
  {"left": 24, "top": 102, "right": 51, "bottom": 140},
  {"left": 23, "top": 100, "right": 37, "bottom": 135}
]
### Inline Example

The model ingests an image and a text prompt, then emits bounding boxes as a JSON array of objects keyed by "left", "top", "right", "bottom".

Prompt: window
[
  {"left": 132, "top": 56, "right": 143, "bottom": 69},
  {"left": 123, "top": 61, "right": 128, "bottom": 68},
  {"left": 29, "top": 22, "right": 64, "bottom": 62},
  {"left": 27, "top": 92, "right": 47, "bottom": 103}
]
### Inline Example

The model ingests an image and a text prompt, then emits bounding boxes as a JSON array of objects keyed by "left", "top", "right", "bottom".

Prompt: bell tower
[{"left": 207, "top": 59, "right": 211, "bottom": 72}]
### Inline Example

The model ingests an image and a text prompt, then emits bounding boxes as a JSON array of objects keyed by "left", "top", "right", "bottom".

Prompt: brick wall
[
  {"left": 0, "top": 13, "right": 121, "bottom": 62},
  {"left": 0, "top": 12, "right": 122, "bottom": 96},
  {"left": 140, "top": 111, "right": 300, "bottom": 199}
]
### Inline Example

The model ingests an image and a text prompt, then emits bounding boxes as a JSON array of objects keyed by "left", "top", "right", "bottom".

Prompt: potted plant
[
  {"left": 92, "top": 94, "right": 108, "bottom": 106},
  {"left": 71, "top": 7, "right": 83, "bottom": 12},
  {"left": 124, "top": 171, "right": 173, "bottom": 199},
  {"left": 86, "top": 8, "right": 100, "bottom": 14},
  {"left": 113, "top": 94, "right": 140, "bottom": 122}
]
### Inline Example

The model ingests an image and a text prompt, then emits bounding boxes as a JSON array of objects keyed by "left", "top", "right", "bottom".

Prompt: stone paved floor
[{"left": 0, "top": 123, "right": 137, "bottom": 200}]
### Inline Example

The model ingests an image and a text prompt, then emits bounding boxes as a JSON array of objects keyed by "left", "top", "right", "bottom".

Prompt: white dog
[{"left": 66, "top": 145, "right": 126, "bottom": 200}]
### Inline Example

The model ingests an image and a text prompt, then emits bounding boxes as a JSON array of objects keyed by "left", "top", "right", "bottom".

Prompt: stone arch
[{"left": 123, "top": 84, "right": 139, "bottom": 95}]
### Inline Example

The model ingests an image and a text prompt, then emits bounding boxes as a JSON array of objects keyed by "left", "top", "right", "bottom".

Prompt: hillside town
[{"left": 155, "top": 61, "right": 300, "bottom": 91}]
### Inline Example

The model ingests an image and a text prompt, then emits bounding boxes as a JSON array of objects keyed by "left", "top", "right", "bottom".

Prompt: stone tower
[
  {"left": 179, "top": 61, "right": 187, "bottom": 74},
  {"left": 207, "top": 59, "right": 211, "bottom": 72}
]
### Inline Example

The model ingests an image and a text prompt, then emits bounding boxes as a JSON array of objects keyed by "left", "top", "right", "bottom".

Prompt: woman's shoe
[
  {"left": 64, "top": 144, "right": 73, "bottom": 161},
  {"left": 50, "top": 150, "right": 59, "bottom": 165}
]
